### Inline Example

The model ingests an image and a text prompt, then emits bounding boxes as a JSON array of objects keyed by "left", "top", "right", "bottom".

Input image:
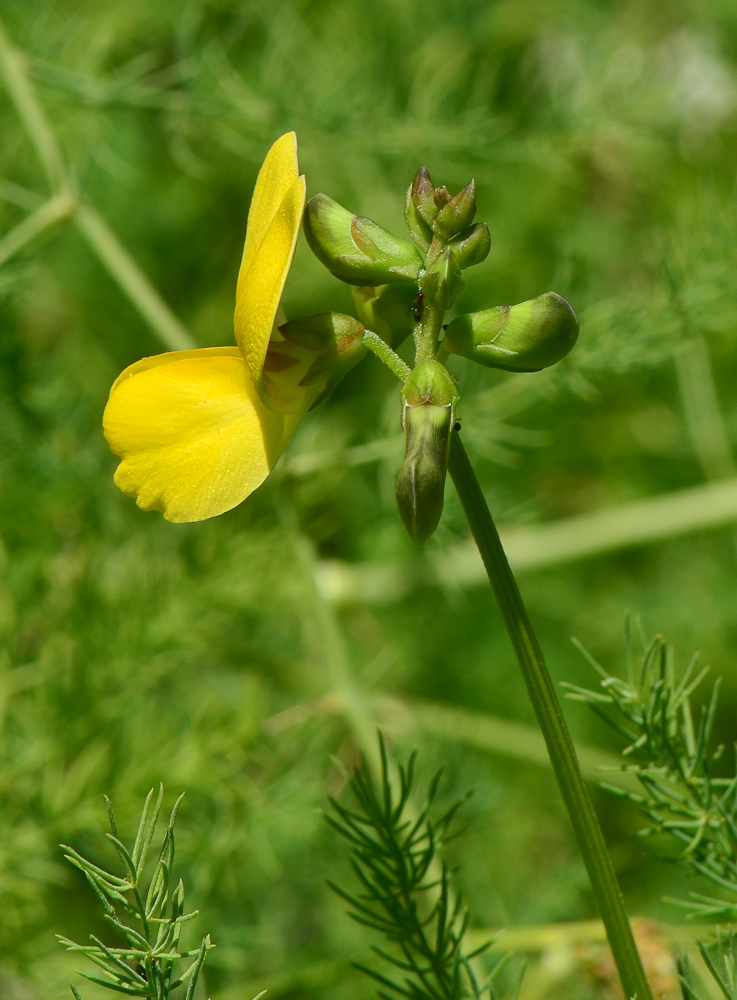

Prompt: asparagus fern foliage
[
  {"left": 58, "top": 785, "right": 213, "bottom": 1000},
  {"left": 325, "top": 735, "right": 519, "bottom": 1000}
]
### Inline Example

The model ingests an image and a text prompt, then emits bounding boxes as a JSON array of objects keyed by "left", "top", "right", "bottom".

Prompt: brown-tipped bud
[
  {"left": 443, "top": 291, "right": 579, "bottom": 372},
  {"left": 449, "top": 223, "right": 491, "bottom": 269},
  {"left": 410, "top": 167, "right": 438, "bottom": 226},
  {"left": 351, "top": 283, "right": 417, "bottom": 349},
  {"left": 420, "top": 246, "right": 465, "bottom": 312},
  {"left": 304, "top": 193, "right": 422, "bottom": 286},
  {"left": 396, "top": 361, "right": 458, "bottom": 545},
  {"left": 434, "top": 180, "right": 476, "bottom": 239}
]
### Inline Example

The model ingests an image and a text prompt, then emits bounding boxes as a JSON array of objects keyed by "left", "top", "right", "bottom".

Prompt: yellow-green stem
[{"left": 448, "top": 431, "right": 653, "bottom": 1000}]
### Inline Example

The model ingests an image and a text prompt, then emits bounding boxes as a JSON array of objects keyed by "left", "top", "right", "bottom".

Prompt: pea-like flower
[{"left": 104, "top": 133, "right": 311, "bottom": 523}]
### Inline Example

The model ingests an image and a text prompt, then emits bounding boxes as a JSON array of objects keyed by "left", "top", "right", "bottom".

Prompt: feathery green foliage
[
  {"left": 326, "top": 737, "right": 519, "bottom": 1000},
  {"left": 565, "top": 620, "right": 737, "bottom": 919},
  {"left": 59, "top": 787, "right": 212, "bottom": 1000}
]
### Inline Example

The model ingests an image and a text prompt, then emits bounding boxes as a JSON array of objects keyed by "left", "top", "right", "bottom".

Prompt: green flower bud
[
  {"left": 449, "top": 222, "right": 491, "bottom": 269},
  {"left": 277, "top": 312, "right": 367, "bottom": 409},
  {"left": 434, "top": 180, "right": 476, "bottom": 239},
  {"left": 396, "top": 361, "right": 459, "bottom": 545},
  {"left": 304, "top": 193, "right": 422, "bottom": 286},
  {"left": 351, "top": 283, "right": 417, "bottom": 349},
  {"left": 443, "top": 291, "right": 579, "bottom": 372},
  {"left": 420, "top": 246, "right": 465, "bottom": 312}
]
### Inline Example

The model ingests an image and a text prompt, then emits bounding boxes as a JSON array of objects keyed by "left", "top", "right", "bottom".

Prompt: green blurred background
[{"left": 2, "top": 0, "right": 737, "bottom": 997}]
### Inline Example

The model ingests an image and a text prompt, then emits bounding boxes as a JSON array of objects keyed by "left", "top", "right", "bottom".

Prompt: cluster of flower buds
[
  {"left": 302, "top": 168, "right": 578, "bottom": 546},
  {"left": 404, "top": 167, "right": 491, "bottom": 269}
]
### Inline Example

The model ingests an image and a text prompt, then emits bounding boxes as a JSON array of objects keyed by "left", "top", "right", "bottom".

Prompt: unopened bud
[
  {"left": 304, "top": 193, "right": 422, "bottom": 286},
  {"left": 449, "top": 223, "right": 491, "bottom": 269},
  {"left": 434, "top": 180, "right": 476, "bottom": 239},
  {"left": 443, "top": 291, "right": 579, "bottom": 372},
  {"left": 420, "top": 246, "right": 465, "bottom": 312},
  {"left": 351, "top": 283, "right": 417, "bottom": 349},
  {"left": 396, "top": 361, "right": 458, "bottom": 545}
]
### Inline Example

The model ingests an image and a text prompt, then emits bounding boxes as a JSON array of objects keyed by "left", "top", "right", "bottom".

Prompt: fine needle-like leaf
[{"left": 60, "top": 789, "right": 212, "bottom": 1000}]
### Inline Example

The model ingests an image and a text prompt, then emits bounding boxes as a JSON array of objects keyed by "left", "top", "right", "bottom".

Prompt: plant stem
[
  {"left": 447, "top": 431, "right": 654, "bottom": 1000},
  {"left": 413, "top": 301, "right": 444, "bottom": 363}
]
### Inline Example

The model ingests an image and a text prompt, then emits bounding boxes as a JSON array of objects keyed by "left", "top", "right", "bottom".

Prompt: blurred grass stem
[
  {"left": 675, "top": 336, "right": 736, "bottom": 481},
  {"left": 0, "top": 15, "right": 194, "bottom": 352},
  {"left": 0, "top": 190, "right": 74, "bottom": 267},
  {"left": 448, "top": 431, "right": 654, "bottom": 1000},
  {"left": 277, "top": 493, "right": 381, "bottom": 775},
  {"left": 75, "top": 205, "right": 195, "bottom": 351},
  {"left": 0, "top": 18, "right": 66, "bottom": 192}
]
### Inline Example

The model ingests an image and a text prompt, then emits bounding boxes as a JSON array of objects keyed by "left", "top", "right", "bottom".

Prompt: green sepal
[
  {"left": 351, "top": 283, "right": 417, "bottom": 349},
  {"left": 304, "top": 193, "right": 422, "bottom": 286},
  {"left": 449, "top": 222, "right": 490, "bottom": 269},
  {"left": 443, "top": 291, "right": 579, "bottom": 372},
  {"left": 396, "top": 360, "right": 459, "bottom": 545}
]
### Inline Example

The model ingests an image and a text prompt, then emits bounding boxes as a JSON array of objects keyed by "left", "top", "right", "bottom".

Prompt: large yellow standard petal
[
  {"left": 234, "top": 132, "right": 306, "bottom": 390},
  {"left": 103, "top": 348, "right": 289, "bottom": 523}
]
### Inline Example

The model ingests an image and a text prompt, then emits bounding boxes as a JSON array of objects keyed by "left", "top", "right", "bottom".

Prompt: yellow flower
[{"left": 103, "top": 133, "right": 310, "bottom": 523}]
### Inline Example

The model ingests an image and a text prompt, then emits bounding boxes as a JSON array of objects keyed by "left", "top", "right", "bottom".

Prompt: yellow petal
[
  {"left": 235, "top": 141, "right": 306, "bottom": 389},
  {"left": 237, "top": 132, "right": 299, "bottom": 282},
  {"left": 103, "top": 348, "right": 288, "bottom": 522}
]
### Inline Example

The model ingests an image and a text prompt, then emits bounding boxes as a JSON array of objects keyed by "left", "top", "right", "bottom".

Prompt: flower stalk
[{"left": 448, "top": 432, "right": 654, "bottom": 1000}]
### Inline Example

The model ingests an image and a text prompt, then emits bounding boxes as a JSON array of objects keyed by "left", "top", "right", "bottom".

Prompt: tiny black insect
[
  {"left": 454, "top": 421, "right": 462, "bottom": 432},
  {"left": 412, "top": 290, "right": 424, "bottom": 322}
]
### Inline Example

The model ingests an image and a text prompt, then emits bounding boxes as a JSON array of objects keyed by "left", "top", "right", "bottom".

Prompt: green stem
[
  {"left": 362, "top": 330, "right": 411, "bottom": 381},
  {"left": 413, "top": 302, "right": 444, "bottom": 363},
  {"left": 447, "top": 432, "right": 653, "bottom": 1000}
]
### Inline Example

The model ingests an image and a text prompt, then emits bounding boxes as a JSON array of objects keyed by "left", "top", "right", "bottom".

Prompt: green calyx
[
  {"left": 277, "top": 311, "right": 367, "bottom": 408},
  {"left": 443, "top": 291, "right": 579, "bottom": 372},
  {"left": 396, "top": 361, "right": 458, "bottom": 545},
  {"left": 304, "top": 193, "right": 422, "bottom": 286}
]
